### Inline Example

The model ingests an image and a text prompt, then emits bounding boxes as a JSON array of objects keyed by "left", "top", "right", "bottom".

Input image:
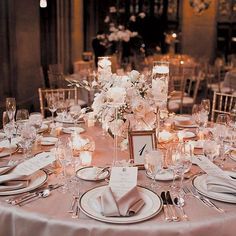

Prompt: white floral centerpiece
[{"left": 92, "top": 69, "right": 156, "bottom": 144}]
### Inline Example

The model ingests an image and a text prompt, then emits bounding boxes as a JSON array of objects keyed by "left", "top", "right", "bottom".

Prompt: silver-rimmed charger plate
[
  {"left": 192, "top": 172, "right": 236, "bottom": 204},
  {"left": 55, "top": 117, "right": 84, "bottom": 124},
  {"left": 76, "top": 166, "right": 110, "bottom": 181},
  {"left": 0, "top": 169, "right": 48, "bottom": 196},
  {"left": 79, "top": 185, "right": 163, "bottom": 224}
]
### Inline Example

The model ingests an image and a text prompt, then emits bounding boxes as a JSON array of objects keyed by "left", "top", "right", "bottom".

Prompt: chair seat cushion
[{"left": 168, "top": 100, "right": 180, "bottom": 111}]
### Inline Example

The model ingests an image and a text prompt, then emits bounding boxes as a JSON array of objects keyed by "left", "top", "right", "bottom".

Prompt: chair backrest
[
  {"left": 48, "top": 64, "right": 66, "bottom": 88},
  {"left": 73, "top": 60, "right": 94, "bottom": 74},
  {"left": 38, "top": 87, "right": 78, "bottom": 118},
  {"left": 211, "top": 92, "right": 236, "bottom": 121}
]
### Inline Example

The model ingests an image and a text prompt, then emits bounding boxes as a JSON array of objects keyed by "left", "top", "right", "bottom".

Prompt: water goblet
[
  {"left": 144, "top": 149, "right": 163, "bottom": 191},
  {"left": 19, "top": 122, "right": 37, "bottom": 159},
  {"left": 29, "top": 112, "right": 43, "bottom": 133}
]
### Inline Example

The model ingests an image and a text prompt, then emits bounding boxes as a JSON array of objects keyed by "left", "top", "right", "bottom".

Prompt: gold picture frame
[{"left": 128, "top": 130, "right": 157, "bottom": 166}]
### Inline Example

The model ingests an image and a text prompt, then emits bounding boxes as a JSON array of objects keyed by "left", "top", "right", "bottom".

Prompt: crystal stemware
[
  {"left": 144, "top": 149, "right": 163, "bottom": 191},
  {"left": 29, "top": 112, "right": 43, "bottom": 133},
  {"left": 46, "top": 94, "right": 58, "bottom": 124},
  {"left": 15, "top": 109, "right": 29, "bottom": 135}
]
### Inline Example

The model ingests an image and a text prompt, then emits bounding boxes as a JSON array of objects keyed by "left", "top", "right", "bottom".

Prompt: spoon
[
  {"left": 13, "top": 188, "right": 51, "bottom": 206},
  {"left": 174, "top": 197, "right": 188, "bottom": 221}
]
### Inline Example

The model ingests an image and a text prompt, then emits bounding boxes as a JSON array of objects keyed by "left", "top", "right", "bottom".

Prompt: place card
[
  {"left": 193, "top": 155, "right": 232, "bottom": 180},
  {"left": 109, "top": 167, "right": 138, "bottom": 199}
]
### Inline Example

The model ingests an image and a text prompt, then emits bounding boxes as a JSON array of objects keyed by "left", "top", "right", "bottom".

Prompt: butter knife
[
  {"left": 160, "top": 191, "right": 172, "bottom": 222},
  {"left": 166, "top": 191, "right": 180, "bottom": 222}
]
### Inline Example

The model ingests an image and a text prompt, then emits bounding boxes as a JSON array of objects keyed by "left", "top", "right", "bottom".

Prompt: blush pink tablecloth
[{"left": 0, "top": 125, "right": 236, "bottom": 236}]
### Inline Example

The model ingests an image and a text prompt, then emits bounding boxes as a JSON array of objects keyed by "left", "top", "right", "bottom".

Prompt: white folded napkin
[
  {"left": 95, "top": 186, "right": 145, "bottom": 217},
  {"left": 206, "top": 176, "right": 236, "bottom": 194}
]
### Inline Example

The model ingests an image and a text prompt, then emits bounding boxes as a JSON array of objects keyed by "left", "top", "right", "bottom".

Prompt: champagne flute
[
  {"left": 2, "top": 112, "right": 15, "bottom": 162},
  {"left": 144, "top": 149, "right": 163, "bottom": 191},
  {"left": 6, "top": 97, "right": 16, "bottom": 122}
]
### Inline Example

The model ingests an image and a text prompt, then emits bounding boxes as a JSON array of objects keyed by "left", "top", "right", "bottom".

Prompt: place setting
[
  {"left": 78, "top": 166, "right": 163, "bottom": 224},
  {"left": 0, "top": 151, "right": 57, "bottom": 200}
]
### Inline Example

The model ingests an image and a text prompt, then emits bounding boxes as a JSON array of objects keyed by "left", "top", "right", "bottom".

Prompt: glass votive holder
[{"left": 80, "top": 151, "right": 93, "bottom": 166}]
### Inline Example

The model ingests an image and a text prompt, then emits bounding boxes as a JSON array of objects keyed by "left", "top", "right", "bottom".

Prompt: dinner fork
[{"left": 187, "top": 186, "right": 225, "bottom": 213}]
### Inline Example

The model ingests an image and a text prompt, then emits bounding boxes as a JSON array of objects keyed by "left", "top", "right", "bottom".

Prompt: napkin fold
[
  {"left": 0, "top": 178, "right": 29, "bottom": 192},
  {"left": 96, "top": 186, "right": 145, "bottom": 217},
  {"left": 206, "top": 176, "right": 236, "bottom": 195}
]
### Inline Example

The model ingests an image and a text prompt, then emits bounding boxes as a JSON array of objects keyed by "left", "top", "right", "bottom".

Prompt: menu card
[
  {"left": 193, "top": 155, "right": 232, "bottom": 180},
  {"left": 109, "top": 167, "right": 138, "bottom": 199},
  {"left": 0, "top": 152, "right": 55, "bottom": 182}
]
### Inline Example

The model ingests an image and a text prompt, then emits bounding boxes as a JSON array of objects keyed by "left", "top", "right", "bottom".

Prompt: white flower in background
[
  {"left": 129, "top": 70, "right": 140, "bottom": 82},
  {"left": 104, "top": 16, "right": 110, "bottom": 23},
  {"left": 106, "top": 87, "right": 126, "bottom": 105}
]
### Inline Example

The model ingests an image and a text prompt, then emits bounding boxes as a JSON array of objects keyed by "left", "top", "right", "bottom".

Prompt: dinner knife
[
  {"left": 160, "top": 191, "right": 172, "bottom": 222},
  {"left": 166, "top": 191, "right": 180, "bottom": 222}
]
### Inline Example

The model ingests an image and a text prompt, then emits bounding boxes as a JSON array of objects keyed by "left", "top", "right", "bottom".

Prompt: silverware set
[
  {"left": 68, "top": 195, "right": 80, "bottom": 218},
  {"left": 161, "top": 191, "right": 186, "bottom": 222},
  {"left": 183, "top": 186, "right": 225, "bottom": 213},
  {"left": 6, "top": 183, "right": 63, "bottom": 206}
]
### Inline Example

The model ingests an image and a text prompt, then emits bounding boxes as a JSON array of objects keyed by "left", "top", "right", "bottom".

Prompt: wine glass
[
  {"left": 144, "top": 149, "right": 163, "bottom": 191},
  {"left": 192, "top": 104, "right": 208, "bottom": 131},
  {"left": 46, "top": 94, "right": 58, "bottom": 124},
  {"left": 169, "top": 143, "right": 192, "bottom": 195},
  {"left": 6, "top": 97, "right": 16, "bottom": 122},
  {"left": 15, "top": 109, "right": 29, "bottom": 135}
]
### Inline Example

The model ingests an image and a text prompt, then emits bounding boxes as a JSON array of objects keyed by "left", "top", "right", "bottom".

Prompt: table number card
[{"left": 109, "top": 167, "right": 138, "bottom": 199}]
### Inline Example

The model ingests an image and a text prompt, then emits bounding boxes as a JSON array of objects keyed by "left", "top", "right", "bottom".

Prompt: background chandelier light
[{"left": 40, "top": 0, "right": 47, "bottom": 8}]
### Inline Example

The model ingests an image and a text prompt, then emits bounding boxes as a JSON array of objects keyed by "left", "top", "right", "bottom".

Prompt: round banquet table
[{"left": 0, "top": 124, "right": 236, "bottom": 236}]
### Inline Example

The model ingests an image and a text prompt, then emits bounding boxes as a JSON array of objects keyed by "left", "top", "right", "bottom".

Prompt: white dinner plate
[
  {"left": 0, "top": 138, "right": 19, "bottom": 158},
  {"left": 182, "top": 131, "right": 196, "bottom": 139},
  {"left": 76, "top": 166, "right": 110, "bottom": 181},
  {"left": 229, "top": 150, "right": 236, "bottom": 162},
  {"left": 0, "top": 169, "right": 48, "bottom": 196},
  {"left": 192, "top": 171, "right": 236, "bottom": 204},
  {"left": 55, "top": 117, "right": 84, "bottom": 124},
  {"left": 175, "top": 122, "right": 198, "bottom": 128},
  {"left": 146, "top": 169, "right": 175, "bottom": 181},
  {"left": 38, "top": 124, "right": 48, "bottom": 133},
  {"left": 62, "top": 127, "right": 85, "bottom": 134},
  {"left": 40, "top": 137, "right": 58, "bottom": 146},
  {"left": 79, "top": 185, "right": 162, "bottom": 224}
]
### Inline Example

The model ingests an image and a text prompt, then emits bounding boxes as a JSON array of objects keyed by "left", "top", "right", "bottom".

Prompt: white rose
[{"left": 106, "top": 87, "right": 126, "bottom": 105}]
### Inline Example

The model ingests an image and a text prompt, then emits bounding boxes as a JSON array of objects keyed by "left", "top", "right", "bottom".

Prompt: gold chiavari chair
[
  {"left": 38, "top": 87, "right": 87, "bottom": 118},
  {"left": 211, "top": 92, "right": 236, "bottom": 121},
  {"left": 47, "top": 64, "right": 67, "bottom": 88}
]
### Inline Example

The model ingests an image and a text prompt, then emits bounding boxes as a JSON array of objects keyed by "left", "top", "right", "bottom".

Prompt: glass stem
[{"left": 113, "top": 107, "right": 118, "bottom": 166}]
